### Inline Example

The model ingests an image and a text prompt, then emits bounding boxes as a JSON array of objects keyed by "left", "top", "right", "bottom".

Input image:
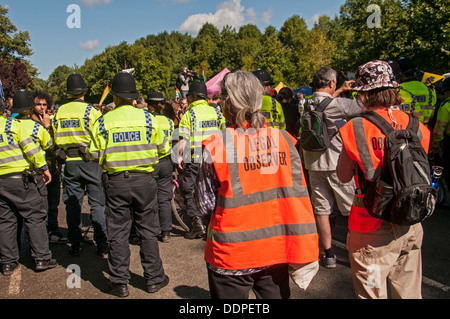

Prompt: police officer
[
  {"left": 253, "top": 69, "right": 286, "bottom": 130},
  {"left": 431, "top": 77, "right": 450, "bottom": 191},
  {"left": 177, "top": 81, "right": 226, "bottom": 239},
  {"left": 147, "top": 92, "right": 174, "bottom": 243},
  {"left": 33, "top": 91, "right": 67, "bottom": 244},
  {"left": 0, "top": 90, "right": 57, "bottom": 275},
  {"left": 397, "top": 57, "right": 437, "bottom": 126},
  {"left": 52, "top": 73, "right": 108, "bottom": 256},
  {"left": 89, "top": 72, "right": 170, "bottom": 298}
]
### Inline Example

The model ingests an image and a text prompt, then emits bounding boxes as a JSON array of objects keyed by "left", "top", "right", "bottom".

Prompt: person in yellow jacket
[
  {"left": 431, "top": 77, "right": 450, "bottom": 192},
  {"left": 89, "top": 72, "right": 170, "bottom": 298},
  {"left": 253, "top": 69, "right": 286, "bottom": 129},
  {"left": 146, "top": 91, "right": 174, "bottom": 243},
  {"left": 177, "top": 81, "right": 226, "bottom": 240},
  {"left": 397, "top": 58, "right": 437, "bottom": 126},
  {"left": 52, "top": 73, "right": 108, "bottom": 257},
  {"left": 0, "top": 90, "right": 57, "bottom": 275},
  {"left": 32, "top": 91, "right": 67, "bottom": 244}
]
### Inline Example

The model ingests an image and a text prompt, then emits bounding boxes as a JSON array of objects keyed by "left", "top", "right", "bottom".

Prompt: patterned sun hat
[{"left": 353, "top": 60, "right": 399, "bottom": 92}]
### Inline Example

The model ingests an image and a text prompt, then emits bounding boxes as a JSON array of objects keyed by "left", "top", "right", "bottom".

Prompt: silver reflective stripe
[
  {"left": 104, "top": 144, "right": 157, "bottom": 155},
  {"left": 210, "top": 223, "right": 317, "bottom": 244},
  {"left": 0, "top": 144, "right": 20, "bottom": 152},
  {"left": 223, "top": 128, "right": 243, "bottom": 198},
  {"left": 106, "top": 157, "right": 158, "bottom": 168},
  {"left": 56, "top": 131, "right": 89, "bottom": 138},
  {"left": 217, "top": 187, "right": 308, "bottom": 209},
  {"left": 0, "top": 154, "right": 26, "bottom": 165},
  {"left": 19, "top": 138, "right": 34, "bottom": 148},
  {"left": 352, "top": 117, "right": 378, "bottom": 181},
  {"left": 24, "top": 146, "right": 40, "bottom": 157}
]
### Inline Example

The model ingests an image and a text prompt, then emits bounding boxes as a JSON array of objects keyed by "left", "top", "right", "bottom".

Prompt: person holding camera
[{"left": 178, "top": 67, "right": 195, "bottom": 99}]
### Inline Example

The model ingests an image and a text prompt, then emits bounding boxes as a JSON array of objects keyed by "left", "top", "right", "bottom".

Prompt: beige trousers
[{"left": 347, "top": 222, "right": 423, "bottom": 299}]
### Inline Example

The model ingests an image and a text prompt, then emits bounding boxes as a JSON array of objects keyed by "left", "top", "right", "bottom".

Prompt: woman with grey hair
[{"left": 194, "top": 70, "right": 319, "bottom": 299}]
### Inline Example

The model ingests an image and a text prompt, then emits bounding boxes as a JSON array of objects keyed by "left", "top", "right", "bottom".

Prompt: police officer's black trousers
[
  {"left": 62, "top": 161, "right": 107, "bottom": 244},
  {"left": 154, "top": 157, "right": 174, "bottom": 232},
  {"left": 46, "top": 170, "right": 61, "bottom": 233},
  {"left": 180, "top": 163, "right": 201, "bottom": 218},
  {"left": 105, "top": 174, "right": 166, "bottom": 286},
  {"left": 0, "top": 177, "right": 52, "bottom": 265}
]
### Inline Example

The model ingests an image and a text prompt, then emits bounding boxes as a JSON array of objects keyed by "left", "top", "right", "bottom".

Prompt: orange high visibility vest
[
  {"left": 203, "top": 127, "right": 319, "bottom": 270},
  {"left": 339, "top": 108, "right": 430, "bottom": 233}
]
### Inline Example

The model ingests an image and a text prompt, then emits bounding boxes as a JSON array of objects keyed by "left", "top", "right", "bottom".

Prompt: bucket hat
[
  {"left": 110, "top": 72, "right": 140, "bottom": 100},
  {"left": 66, "top": 73, "right": 88, "bottom": 95},
  {"left": 11, "top": 89, "right": 35, "bottom": 114},
  {"left": 353, "top": 60, "right": 399, "bottom": 92}
]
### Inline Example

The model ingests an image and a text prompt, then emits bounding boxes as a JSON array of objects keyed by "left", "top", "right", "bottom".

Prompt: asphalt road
[{"left": 1, "top": 196, "right": 449, "bottom": 304}]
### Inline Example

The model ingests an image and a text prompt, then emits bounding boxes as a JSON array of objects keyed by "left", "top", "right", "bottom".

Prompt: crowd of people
[{"left": 0, "top": 56, "right": 449, "bottom": 300}]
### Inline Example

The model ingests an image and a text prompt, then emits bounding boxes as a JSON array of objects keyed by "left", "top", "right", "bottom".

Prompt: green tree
[
  {"left": 236, "top": 24, "right": 263, "bottom": 71},
  {"left": 0, "top": 5, "right": 32, "bottom": 58},
  {"left": 47, "top": 65, "right": 77, "bottom": 105},
  {"left": 253, "top": 26, "right": 290, "bottom": 86}
]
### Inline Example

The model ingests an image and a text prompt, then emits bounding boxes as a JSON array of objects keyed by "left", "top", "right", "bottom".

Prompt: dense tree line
[{"left": 1, "top": 0, "right": 448, "bottom": 106}]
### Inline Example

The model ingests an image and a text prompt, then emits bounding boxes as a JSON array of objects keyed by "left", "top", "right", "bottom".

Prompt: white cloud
[
  {"left": 79, "top": 39, "right": 100, "bottom": 51},
  {"left": 179, "top": 0, "right": 272, "bottom": 35},
  {"left": 261, "top": 8, "right": 273, "bottom": 25},
  {"left": 79, "top": 0, "right": 113, "bottom": 8},
  {"left": 307, "top": 13, "right": 322, "bottom": 27}
]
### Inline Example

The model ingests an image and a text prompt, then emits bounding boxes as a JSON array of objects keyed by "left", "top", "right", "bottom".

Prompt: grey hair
[
  {"left": 221, "top": 70, "right": 266, "bottom": 130},
  {"left": 313, "top": 66, "right": 337, "bottom": 89}
]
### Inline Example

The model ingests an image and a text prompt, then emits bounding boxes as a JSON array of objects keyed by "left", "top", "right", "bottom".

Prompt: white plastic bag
[{"left": 288, "top": 261, "right": 319, "bottom": 291}]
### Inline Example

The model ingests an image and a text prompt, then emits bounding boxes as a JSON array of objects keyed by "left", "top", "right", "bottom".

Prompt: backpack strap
[
  {"left": 406, "top": 113, "right": 420, "bottom": 133},
  {"left": 315, "top": 97, "right": 333, "bottom": 112},
  {"left": 361, "top": 111, "right": 395, "bottom": 136}
]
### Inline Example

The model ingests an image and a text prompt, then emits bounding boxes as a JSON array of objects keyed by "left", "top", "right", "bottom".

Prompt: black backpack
[
  {"left": 301, "top": 97, "right": 333, "bottom": 152},
  {"left": 361, "top": 111, "right": 436, "bottom": 226}
]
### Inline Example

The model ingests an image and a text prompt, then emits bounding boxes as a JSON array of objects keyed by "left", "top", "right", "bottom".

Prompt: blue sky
[{"left": 2, "top": 0, "right": 346, "bottom": 80}]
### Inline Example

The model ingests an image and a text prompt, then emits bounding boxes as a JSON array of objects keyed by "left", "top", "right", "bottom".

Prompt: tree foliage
[{"left": 0, "top": 2, "right": 448, "bottom": 105}]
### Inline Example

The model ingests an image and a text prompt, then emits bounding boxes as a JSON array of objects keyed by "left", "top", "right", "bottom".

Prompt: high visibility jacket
[
  {"left": 16, "top": 117, "right": 53, "bottom": 159},
  {"left": 261, "top": 95, "right": 286, "bottom": 129},
  {"left": 179, "top": 99, "right": 226, "bottom": 161},
  {"left": 0, "top": 116, "right": 48, "bottom": 176},
  {"left": 88, "top": 105, "right": 169, "bottom": 175},
  {"left": 432, "top": 97, "right": 450, "bottom": 149},
  {"left": 399, "top": 80, "right": 437, "bottom": 125},
  {"left": 339, "top": 108, "right": 430, "bottom": 232},
  {"left": 155, "top": 114, "right": 174, "bottom": 159},
  {"left": 203, "top": 127, "right": 319, "bottom": 270},
  {"left": 52, "top": 99, "right": 102, "bottom": 162}
]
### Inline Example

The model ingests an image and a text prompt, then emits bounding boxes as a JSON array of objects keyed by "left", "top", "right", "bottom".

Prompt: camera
[{"left": 186, "top": 70, "right": 198, "bottom": 77}]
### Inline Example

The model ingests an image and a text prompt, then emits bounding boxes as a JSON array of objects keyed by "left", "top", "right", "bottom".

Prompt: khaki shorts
[{"left": 308, "top": 170, "right": 355, "bottom": 216}]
